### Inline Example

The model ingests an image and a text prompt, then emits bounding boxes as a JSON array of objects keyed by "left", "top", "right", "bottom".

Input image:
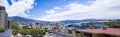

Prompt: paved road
[{"left": 44, "top": 32, "right": 74, "bottom": 37}]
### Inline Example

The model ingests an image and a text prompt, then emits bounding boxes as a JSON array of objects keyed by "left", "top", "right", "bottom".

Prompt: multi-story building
[{"left": 0, "top": 6, "right": 8, "bottom": 29}]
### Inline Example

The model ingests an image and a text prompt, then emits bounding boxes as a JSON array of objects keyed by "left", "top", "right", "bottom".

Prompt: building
[
  {"left": 0, "top": 6, "right": 12, "bottom": 37},
  {"left": 70, "top": 28, "right": 120, "bottom": 37},
  {"left": 0, "top": 6, "right": 8, "bottom": 30}
]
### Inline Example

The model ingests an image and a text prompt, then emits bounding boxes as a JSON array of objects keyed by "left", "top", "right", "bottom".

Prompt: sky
[{"left": 0, "top": 0, "right": 120, "bottom": 21}]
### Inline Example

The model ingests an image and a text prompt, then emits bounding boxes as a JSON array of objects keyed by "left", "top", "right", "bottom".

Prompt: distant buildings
[{"left": 0, "top": 6, "right": 9, "bottom": 30}]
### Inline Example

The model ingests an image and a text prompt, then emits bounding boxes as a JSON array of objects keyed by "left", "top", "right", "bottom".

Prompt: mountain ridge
[{"left": 8, "top": 16, "right": 120, "bottom": 23}]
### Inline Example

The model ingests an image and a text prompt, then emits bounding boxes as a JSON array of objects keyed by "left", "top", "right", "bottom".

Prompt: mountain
[
  {"left": 9, "top": 16, "right": 120, "bottom": 24},
  {"left": 59, "top": 19, "right": 106, "bottom": 23},
  {"left": 8, "top": 16, "right": 107, "bottom": 23},
  {"left": 8, "top": 16, "right": 38, "bottom": 23},
  {"left": 8, "top": 16, "right": 52, "bottom": 25}
]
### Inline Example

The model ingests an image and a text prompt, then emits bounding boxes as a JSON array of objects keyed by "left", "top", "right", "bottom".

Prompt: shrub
[
  {"left": 12, "top": 30, "right": 19, "bottom": 35},
  {"left": 0, "top": 28, "right": 5, "bottom": 33}
]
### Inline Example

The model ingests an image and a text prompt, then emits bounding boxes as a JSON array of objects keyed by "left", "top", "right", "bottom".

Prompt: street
[{"left": 44, "top": 32, "right": 74, "bottom": 37}]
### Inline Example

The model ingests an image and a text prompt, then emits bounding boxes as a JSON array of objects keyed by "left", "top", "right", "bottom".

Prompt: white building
[{"left": 0, "top": 6, "right": 8, "bottom": 29}]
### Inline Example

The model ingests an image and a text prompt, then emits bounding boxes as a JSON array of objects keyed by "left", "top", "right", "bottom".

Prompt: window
[
  {"left": 105, "top": 34, "right": 116, "bottom": 37},
  {"left": 84, "top": 33, "right": 92, "bottom": 37},
  {"left": 0, "top": 8, "right": 2, "bottom": 10}
]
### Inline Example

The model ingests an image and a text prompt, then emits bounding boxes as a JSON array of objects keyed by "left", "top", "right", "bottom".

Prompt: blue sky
[
  {"left": 28, "top": 0, "right": 95, "bottom": 19},
  {"left": 1, "top": 0, "right": 120, "bottom": 21}
]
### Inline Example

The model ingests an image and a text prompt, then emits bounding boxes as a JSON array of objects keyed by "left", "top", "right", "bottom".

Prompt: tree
[
  {"left": 108, "top": 20, "right": 118, "bottom": 27},
  {"left": 0, "top": 28, "right": 5, "bottom": 33},
  {"left": 12, "top": 30, "right": 19, "bottom": 37},
  {"left": 88, "top": 22, "right": 93, "bottom": 25},
  {"left": 89, "top": 25, "right": 94, "bottom": 29},
  {"left": 10, "top": 22, "right": 20, "bottom": 30},
  {"left": 10, "top": 22, "right": 20, "bottom": 37},
  {"left": 37, "top": 28, "right": 46, "bottom": 35},
  {"left": 118, "top": 22, "right": 120, "bottom": 26},
  {"left": 88, "top": 23, "right": 94, "bottom": 29},
  {"left": 30, "top": 29, "right": 38, "bottom": 37},
  {"left": 19, "top": 29, "right": 30, "bottom": 37},
  {"left": 22, "top": 26, "right": 29, "bottom": 29},
  {"left": 30, "top": 28, "right": 46, "bottom": 37},
  {"left": 29, "top": 23, "right": 33, "bottom": 29},
  {"left": 36, "top": 23, "right": 39, "bottom": 25}
]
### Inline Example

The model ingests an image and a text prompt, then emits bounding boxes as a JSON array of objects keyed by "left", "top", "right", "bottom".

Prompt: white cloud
[
  {"left": 38, "top": 0, "right": 120, "bottom": 21},
  {"left": 0, "top": 0, "right": 9, "bottom": 8},
  {"left": 54, "top": 7, "right": 61, "bottom": 10},
  {"left": 0, "top": 0, "right": 35, "bottom": 17},
  {"left": 45, "top": 10, "right": 56, "bottom": 15},
  {"left": 45, "top": 7, "right": 61, "bottom": 15}
]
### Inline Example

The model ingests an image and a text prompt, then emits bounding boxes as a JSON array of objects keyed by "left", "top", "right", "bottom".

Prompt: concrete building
[
  {"left": 69, "top": 28, "right": 120, "bottom": 37},
  {"left": 0, "top": 6, "right": 12, "bottom": 37},
  {"left": 0, "top": 6, "right": 8, "bottom": 29}
]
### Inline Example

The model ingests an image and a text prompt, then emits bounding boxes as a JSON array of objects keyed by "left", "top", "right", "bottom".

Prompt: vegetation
[
  {"left": 12, "top": 30, "right": 19, "bottom": 36},
  {"left": 29, "top": 23, "right": 33, "bottom": 29},
  {"left": 89, "top": 25, "right": 94, "bottom": 29},
  {"left": 88, "top": 23, "right": 94, "bottom": 29},
  {"left": 10, "top": 22, "right": 46, "bottom": 37},
  {"left": 19, "top": 29, "right": 30, "bottom": 37},
  {"left": 19, "top": 28, "right": 45, "bottom": 37},
  {"left": 108, "top": 20, "right": 119, "bottom": 27},
  {"left": 10, "top": 22, "right": 20, "bottom": 30},
  {"left": 30, "top": 28, "right": 46, "bottom": 37},
  {"left": 118, "top": 22, "right": 120, "bottom": 25},
  {"left": 36, "top": 23, "right": 39, "bottom": 25},
  {"left": 0, "top": 28, "right": 5, "bottom": 33},
  {"left": 10, "top": 22, "right": 20, "bottom": 36},
  {"left": 22, "top": 26, "right": 30, "bottom": 29}
]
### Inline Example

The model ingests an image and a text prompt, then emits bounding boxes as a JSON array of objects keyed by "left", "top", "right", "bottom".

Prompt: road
[{"left": 44, "top": 32, "right": 74, "bottom": 37}]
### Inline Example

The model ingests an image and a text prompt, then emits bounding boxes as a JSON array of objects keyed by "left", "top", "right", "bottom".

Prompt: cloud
[
  {"left": 45, "top": 7, "right": 61, "bottom": 15},
  {"left": 0, "top": 0, "right": 35, "bottom": 17},
  {"left": 38, "top": 0, "right": 120, "bottom": 21},
  {"left": 54, "top": 7, "right": 61, "bottom": 10},
  {"left": 0, "top": 0, "right": 9, "bottom": 7},
  {"left": 45, "top": 10, "right": 56, "bottom": 15}
]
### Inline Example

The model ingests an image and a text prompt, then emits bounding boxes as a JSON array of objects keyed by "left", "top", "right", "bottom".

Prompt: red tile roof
[{"left": 77, "top": 28, "right": 120, "bottom": 36}]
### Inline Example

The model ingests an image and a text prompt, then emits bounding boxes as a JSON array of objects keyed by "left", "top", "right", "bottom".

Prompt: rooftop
[
  {"left": 0, "top": 6, "right": 5, "bottom": 10},
  {"left": 77, "top": 28, "right": 120, "bottom": 36}
]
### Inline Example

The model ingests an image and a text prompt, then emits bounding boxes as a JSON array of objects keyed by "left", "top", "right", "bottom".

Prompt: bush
[
  {"left": 30, "top": 28, "right": 46, "bottom": 37},
  {"left": 0, "top": 28, "right": 5, "bottom": 33},
  {"left": 12, "top": 30, "right": 19, "bottom": 35},
  {"left": 19, "top": 29, "right": 30, "bottom": 35},
  {"left": 10, "top": 22, "right": 20, "bottom": 30},
  {"left": 22, "top": 26, "right": 30, "bottom": 29}
]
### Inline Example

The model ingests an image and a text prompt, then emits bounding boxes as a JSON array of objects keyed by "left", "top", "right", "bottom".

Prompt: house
[{"left": 74, "top": 28, "right": 120, "bottom": 37}]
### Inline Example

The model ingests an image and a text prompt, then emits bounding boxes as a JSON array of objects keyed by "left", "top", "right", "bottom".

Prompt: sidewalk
[
  {"left": 44, "top": 35, "right": 52, "bottom": 37},
  {"left": 44, "top": 32, "right": 52, "bottom": 37}
]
